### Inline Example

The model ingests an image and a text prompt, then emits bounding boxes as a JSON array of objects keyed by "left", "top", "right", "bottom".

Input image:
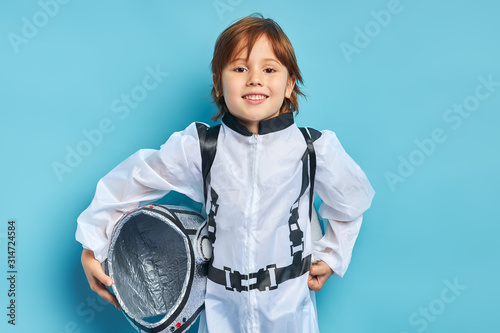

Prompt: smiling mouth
[{"left": 242, "top": 94, "right": 269, "bottom": 100}]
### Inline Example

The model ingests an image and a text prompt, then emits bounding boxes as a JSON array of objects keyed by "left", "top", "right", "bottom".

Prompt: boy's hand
[
  {"left": 308, "top": 260, "right": 333, "bottom": 292},
  {"left": 81, "top": 249, "right": 120, "bottom": 310}
]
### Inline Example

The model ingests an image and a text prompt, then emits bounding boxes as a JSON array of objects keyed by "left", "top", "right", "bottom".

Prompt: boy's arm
[
  {"left": 312, "top": 215, "right": 363, "bottom": 278},
  {"left": 312, "top": 130, "right": 375, "bottom": 278},
  {"left": 76, "top": 122, "right": 204, "bottom": 263}
]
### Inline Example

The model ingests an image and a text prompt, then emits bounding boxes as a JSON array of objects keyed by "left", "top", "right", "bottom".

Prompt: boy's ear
[
  {"left": 285, "top": 76, "right": 296, "bottom": 99},
  {"left": 212, "top": 74, "right": 222, "bottom": 97}
]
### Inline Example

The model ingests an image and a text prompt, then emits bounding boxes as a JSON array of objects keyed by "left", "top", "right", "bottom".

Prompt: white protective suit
[{"left": 76, "top": 112, "right": 375, "bottom": 333}]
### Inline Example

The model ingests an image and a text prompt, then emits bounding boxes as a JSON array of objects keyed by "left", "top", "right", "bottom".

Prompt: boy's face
[{"left": 217, "top": 35, "right": 295, "bottom": 134}]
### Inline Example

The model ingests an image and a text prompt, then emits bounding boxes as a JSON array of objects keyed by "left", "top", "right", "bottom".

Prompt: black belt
[{"left": 208, "top": 254, "right": 311, "bottom": 292}]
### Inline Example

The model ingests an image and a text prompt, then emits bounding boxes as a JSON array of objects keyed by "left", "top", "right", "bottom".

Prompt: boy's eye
[
  {"left": 234, "top": 67, "right": 247, "bottom": 73},
  {"left": 264, "top": 68, "right": 276, "bottom": 73}
]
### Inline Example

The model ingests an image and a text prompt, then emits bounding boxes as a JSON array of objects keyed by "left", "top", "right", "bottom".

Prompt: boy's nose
[{"left": 247, "top": 71, "right": 263, "bottom": 86}]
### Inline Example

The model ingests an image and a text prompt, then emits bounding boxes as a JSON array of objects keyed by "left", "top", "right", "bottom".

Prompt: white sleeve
[
  {"left": 311, "top": 130, "right": 375, "bottom": 277},
  {"left": 75, "top": 122, "right": 204, "bottom": 263}
]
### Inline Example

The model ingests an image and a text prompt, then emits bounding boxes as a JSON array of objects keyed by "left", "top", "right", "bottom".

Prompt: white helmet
[{"left": 103, "top": 204, "right": 212, "bottom": 333}]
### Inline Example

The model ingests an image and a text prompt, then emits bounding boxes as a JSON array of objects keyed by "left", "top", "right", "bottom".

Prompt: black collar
[{"left": 221, "top": 112, "right": 295, "bottom": 136}]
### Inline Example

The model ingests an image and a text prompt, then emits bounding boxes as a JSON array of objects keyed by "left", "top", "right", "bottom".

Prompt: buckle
[
  {"left": 249, "top": 264, "right": 278, "bottom": 291},
  {"left": 207, "top": 202, "right": 218, "bottom": 243},
  {"left": 210, "top": 200, "right": 219, "bottom": 215},
  {"left": 288, "top": 202, "right": 304, "bottom": 256},
  {"left": 290, "top": 241, "right": 304, "bottom": 256},
  {"left": 289, "top": 222, "right": 304, "bottom": 256},
  {"left": 224, "top": 267, "right": 248, "bottom": 292}
]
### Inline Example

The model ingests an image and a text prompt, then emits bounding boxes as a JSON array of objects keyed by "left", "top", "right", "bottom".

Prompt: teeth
[{"left": 244, "top": 95, "right": 267, "bottom": 100}]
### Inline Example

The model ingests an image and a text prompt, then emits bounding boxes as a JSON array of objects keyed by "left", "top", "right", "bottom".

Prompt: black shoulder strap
[
  {"left": 299, "top": 127, "right": 321, "bottom": 221},
  {"left": 196, "top": 123, "right": 221, "bottom": 203}
]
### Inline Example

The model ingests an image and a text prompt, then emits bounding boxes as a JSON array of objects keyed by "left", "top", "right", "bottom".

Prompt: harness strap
[
  {"left": 196, "top": 123, "right": 221, "bottom": 245},
  {"left": 299, "top": 127, "right": 319, "bottom": 222},
  {"left": 207, "top": 187, "right": 218, "bottom": 244},
  {"left": 207, "top": 149, "right": 310, "bottom": 292},
  {"left": 196, "top": 123, "right": 221, "bottom": 203},
  {"left": 196, "top": 123, "right": 322, "bottom": 292}
]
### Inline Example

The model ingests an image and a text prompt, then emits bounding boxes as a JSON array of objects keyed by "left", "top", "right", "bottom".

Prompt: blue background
[{"left": 1, "top": 0, "right": 499, "bottom": 332}]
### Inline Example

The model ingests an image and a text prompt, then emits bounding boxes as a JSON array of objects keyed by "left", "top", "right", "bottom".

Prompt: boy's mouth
[{"left": 242, "top": 94, "right": 269, "bottom": 101}]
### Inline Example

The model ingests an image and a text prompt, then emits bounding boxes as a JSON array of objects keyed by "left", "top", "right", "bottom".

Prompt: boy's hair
[{"left": 211, "top": 13, "right": 305, "bottom": 121}]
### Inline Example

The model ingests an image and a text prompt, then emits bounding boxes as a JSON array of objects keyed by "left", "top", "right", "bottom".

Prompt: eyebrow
[{"left": 230, "top": 57, "right": 282, "bottom": 65}]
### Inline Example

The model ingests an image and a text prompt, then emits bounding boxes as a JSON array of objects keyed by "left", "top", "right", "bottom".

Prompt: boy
[{"left": 78, "top": 14, "right": 374, "bottom": 332}]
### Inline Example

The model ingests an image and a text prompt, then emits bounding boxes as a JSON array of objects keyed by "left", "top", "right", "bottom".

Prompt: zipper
[{"left": 248, "top": 134, "right": 259, "bottom": 332}]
